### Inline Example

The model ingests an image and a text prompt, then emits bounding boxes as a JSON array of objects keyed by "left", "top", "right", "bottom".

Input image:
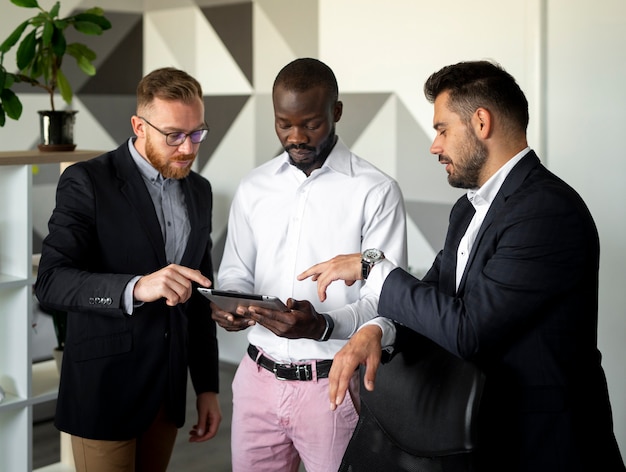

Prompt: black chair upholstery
[{"left": 339, "top": 333, "right": 485, "bottom": 472}]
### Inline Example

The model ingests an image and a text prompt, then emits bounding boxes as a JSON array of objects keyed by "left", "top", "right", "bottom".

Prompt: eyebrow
[{"left": 433, "top": 122, "right": 447, "bottom": 131}]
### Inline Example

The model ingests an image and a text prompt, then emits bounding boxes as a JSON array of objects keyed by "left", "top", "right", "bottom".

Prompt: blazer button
[{"left": 164, "top": 331, "right": 169, "bottom": 339}]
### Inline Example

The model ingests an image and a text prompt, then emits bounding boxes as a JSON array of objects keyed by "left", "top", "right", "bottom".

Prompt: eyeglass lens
[{"left": 167, "top": 129, "right": 208, "bottom": 145}]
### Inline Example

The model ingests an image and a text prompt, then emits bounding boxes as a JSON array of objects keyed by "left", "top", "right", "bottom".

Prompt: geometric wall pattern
[
  {"left": 2, "top": 1, "right": 456, "bottom": 274},
  {"left": 3, "top": 2, "right": 625, "bottom": 451}
]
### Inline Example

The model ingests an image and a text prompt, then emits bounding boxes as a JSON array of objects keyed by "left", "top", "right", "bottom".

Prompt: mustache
[
  {"left": 285, "top": 143, "right": 316, "bottom": 152},
  {"left": 171, "top": 153, "right": 195, "bottom": 162}
]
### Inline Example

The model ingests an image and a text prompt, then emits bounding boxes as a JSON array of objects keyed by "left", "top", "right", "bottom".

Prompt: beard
[
  {"left": 145, "top": 134, "right": 195, "bottom": 180},
  {"left": 285, "top": 126, "right": 337, "bottom": 175},
  {"left": 446, "top": 128, "right": 488, "bottom": 189}
]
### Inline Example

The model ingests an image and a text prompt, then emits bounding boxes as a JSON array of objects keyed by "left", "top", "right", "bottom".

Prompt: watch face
[{"left": 363, "top": 248, "right": 383, "bottom": 263}]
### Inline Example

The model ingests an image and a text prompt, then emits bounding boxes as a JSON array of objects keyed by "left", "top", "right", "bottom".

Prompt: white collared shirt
[{"left": 218, "top": 138, "right": 407, "bottom": 363}]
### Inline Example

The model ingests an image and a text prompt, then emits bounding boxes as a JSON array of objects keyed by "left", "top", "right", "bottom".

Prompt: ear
[
  {"left": 131, "top": 115, "right": 146, "bottom": 138},
  {"left": 333, "top": 100, "right": 343, "bottom": 123},
  {"left": 473, "top": 107, "right": 492, "bottom": 138}
]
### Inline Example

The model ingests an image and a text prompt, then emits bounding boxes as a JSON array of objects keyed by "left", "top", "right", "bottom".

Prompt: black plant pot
[{"left": 38, "top": 110, "right": 78, "bottom": 152}]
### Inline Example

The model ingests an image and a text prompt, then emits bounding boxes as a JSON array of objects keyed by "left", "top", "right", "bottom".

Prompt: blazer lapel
[
  {"left": 114, "top": 147, "right": 167, "bottom": 266},
  {"left": 457, "top": 151, "right": 541, "bottom": 293},
  {"left": 441, "top": 197, "right": 475, "bottom": 296},
  {"left": 179, "top": 177, "right": 210, "bottom": 268}
]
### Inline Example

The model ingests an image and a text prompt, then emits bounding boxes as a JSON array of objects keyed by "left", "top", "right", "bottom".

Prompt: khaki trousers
[{"left": 71, "top": 405, "right": 178, "bottom": 472}]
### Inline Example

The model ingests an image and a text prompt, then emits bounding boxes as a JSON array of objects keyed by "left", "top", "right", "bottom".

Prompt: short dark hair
[
  {"left": 273, "top": 58, "right": 339, "bottom": 103},
  {"left": 137, "top": 67, "right": 203, "bottom": 113},
  {"left": 424, "top": 60, "right": 529, "bottom": 134}
]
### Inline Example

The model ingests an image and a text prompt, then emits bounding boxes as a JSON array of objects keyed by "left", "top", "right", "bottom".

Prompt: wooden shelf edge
[
  {"left": 36, "top": 463, "right": 75, "bottom": 472},
  {"left": 0, "top": 150, "right": 104, "bottom": 166}
]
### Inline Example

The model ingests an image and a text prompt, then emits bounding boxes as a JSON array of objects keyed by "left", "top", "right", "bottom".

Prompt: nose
[
  {"left": 430, "top": 136, "right": 442, "bottom": 155},
  {"left": 286, "top": 127, "right": 307, "bottom": 146},
  {"left": 177, "top": 135, "right": 195, "bottom": 153}
]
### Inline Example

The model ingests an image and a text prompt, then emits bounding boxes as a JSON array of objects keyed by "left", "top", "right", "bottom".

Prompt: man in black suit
[
  {"left": 36, "top": 67, "right": 221, "bottom": 471},
  {"left": 299, "top": 60, "right": 625, "bottom": 471}
]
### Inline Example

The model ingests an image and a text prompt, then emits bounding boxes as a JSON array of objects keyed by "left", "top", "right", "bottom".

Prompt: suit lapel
[
  {"left": 456, "top": 152, "right": 541, "bottom": 293},
  {"left": 114, "top": 147, "right": 168, "bottom": 266},
  {"left": 179, "top": 176, "right": 211, "bottom": 268},
  {"left": 441, "top": 197, "right": 475, "bottom": 296}
]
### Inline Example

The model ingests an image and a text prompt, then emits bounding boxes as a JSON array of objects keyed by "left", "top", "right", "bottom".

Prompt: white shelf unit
[{"left": 0, "top": 150, "right": 102, "bottom": 472}]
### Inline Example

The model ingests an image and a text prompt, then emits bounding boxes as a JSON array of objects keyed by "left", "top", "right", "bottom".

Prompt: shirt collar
[
  {"left": 128, "top": 137, "right": 170, "bottom": 184},
  {"left": 467, "top": 147, "right": 531, "bottom": 208},
  {"left": 274, "top": 137, "right": 353, "bottom": 178}
]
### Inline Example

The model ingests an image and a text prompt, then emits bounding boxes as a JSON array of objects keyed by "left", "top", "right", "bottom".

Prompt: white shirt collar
[{"left": 466, "top": 147, "right": 531, "bottom": 209}]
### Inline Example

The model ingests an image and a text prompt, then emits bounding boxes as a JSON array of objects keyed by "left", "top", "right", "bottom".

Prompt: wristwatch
[{"left": 361, "top": 248, "right": 385, "bottom": 280}]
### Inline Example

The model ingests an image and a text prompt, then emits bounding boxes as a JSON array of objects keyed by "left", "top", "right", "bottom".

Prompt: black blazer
[
  {"left": 36, "top": 142, "right": 218, "bottom": 440},
  {"left": 380, "top": 152, "right": 624, "bottom": 471}
]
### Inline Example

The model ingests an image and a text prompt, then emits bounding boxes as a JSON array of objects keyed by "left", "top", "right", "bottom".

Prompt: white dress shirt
[{"left": 218, "top": 138, "right": 407, "bottom": 363}]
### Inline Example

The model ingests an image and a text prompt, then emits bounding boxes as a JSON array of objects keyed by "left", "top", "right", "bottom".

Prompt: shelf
[
  {"left": 0, "top": 149, "right": 103, "bottom": 166},
  {"left": 0, "top": 390, "right": 26, "bottom": 412},
  {"left": 36, "top": 463, "right": 75, "bottom": 472},
  {"left": 0, "top": 150, "right": 94, "bottom": 472},
  {"left": 0, "top": 273, "right": 27, "bottom": 287}
]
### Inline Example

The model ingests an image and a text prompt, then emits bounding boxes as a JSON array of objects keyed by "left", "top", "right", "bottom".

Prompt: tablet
[{"left": 197, "top": 288, "right": 289, "bottom": 313}]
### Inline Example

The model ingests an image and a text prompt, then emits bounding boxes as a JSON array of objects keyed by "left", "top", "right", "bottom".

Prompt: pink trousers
[{"left": 231, "top": 352, "right": 360, "bottom": 472}]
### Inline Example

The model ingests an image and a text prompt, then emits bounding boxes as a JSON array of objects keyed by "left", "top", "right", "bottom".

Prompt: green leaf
[
  {"left": 53, "top": 19, "right": 68, "bottom": 31},
  {"left": 0, "top": 67, "right": 5, "bottom": 90},
  {"left": 56, "top": 68, "right": 72, "bottom": 104},
  {"left": 50, "top": 26, "right": 66, "bottom": 58},
  {"left": 42, "top": 19, "right": 54, "bottom": 47},
  {"left": 67, "top": 43, "right": 96, "bottom": 61},
  {"left": 0, "top": 20, "right": 29, "bottom": 53},
  {"left": 83, "top": 7, "right": 104, "bottom": 16},
  {"left": 50, "top": 1, "right": 61, "bottom": 18},
  {"left": 16, "top": 30, "right": 37, "bottom": 70},
  {"left": 10, "top": 0, "right": 39, "bottom": 8},
  {"left": 76, "top": 55, "right": 95, "bottom": 76},
  {"left": 30, "top": 12, "right": 48, "bottom": 27},
  {"left": 73, "top": 13, "right": 112, "bottom": 31},
  {"left": 73, "top": 21, "right": 103, "bottom": 35},
  {"left": 0, "top": 106, "right": 5, "bottom": 127},
  {"left": 1, "top": 88, "right": 23, "bottom": 120}
]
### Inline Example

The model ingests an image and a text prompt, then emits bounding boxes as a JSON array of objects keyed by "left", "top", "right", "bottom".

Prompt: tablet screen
[{"left": 197, "top": 288, "right": 289, "bottom": 313}]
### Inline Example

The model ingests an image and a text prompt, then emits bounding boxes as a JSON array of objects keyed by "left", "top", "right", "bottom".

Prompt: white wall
[{"left": 546, "top": 0, "right": 626, "bottom": 447}]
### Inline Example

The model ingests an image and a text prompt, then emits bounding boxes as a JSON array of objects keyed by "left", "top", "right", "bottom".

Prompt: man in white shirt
[
  {"left": 298, "top": 60, "right": 625, "bottom": 471},
  {"left": 211, "top": 58, "right": 407, "bottom": 472}
]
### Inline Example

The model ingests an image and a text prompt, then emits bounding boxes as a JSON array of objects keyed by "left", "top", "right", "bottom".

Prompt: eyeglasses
[{"left": 139, "top": 116, "right": 209, "bottom": 146}]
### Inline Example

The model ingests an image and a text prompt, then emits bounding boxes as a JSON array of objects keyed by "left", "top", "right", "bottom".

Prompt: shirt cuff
[
  {"left": 360, "top": 316, "right": 396, "bottom": 349},
  {"left": 123, "top": 275, "right": 142, "bottom": 315},
  {"left": 366, "top": 258, "right": 395, "bottom": 293}
]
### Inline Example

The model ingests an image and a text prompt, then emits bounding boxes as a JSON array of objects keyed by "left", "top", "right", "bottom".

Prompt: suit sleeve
[
  {"left": 35, "top": 162, "right": 134, "bottom": 316},
  {"left": 381, "top": 181, "right": 597, "bottom": 360}
]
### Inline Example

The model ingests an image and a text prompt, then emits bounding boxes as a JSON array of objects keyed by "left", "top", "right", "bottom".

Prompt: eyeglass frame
[{"left": 138, "top": 116, "right": 210, "bottom": 146}]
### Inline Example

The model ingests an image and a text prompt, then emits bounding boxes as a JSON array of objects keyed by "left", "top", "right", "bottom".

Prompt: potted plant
[{"left": 0, "top": 0, "right": 111, "bottom": 150}]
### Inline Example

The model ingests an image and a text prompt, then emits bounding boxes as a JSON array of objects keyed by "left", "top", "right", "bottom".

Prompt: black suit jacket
[
  {"left": 36, "top": 142, "right": 218, "bottom": 440},
  {"left": 380, "top": 152, "right": 624, "bottom": 471}
]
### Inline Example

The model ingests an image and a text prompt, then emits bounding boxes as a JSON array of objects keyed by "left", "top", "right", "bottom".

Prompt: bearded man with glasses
[{"left": 36, "top": 67, "right": 221, "bottom": 472}]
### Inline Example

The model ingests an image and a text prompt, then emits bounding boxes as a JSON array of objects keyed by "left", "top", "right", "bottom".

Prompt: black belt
[{"left": 247, "top": 344, "right": 333, "bottom": 381}]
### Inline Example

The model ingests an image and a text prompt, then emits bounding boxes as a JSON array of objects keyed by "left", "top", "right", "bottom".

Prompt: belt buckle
[
  {"left": 273, "top": 363, "right": 291, "bottom": 381},
  {"left": 273, "top": 363, "right": 312, "bottom": 381}
]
